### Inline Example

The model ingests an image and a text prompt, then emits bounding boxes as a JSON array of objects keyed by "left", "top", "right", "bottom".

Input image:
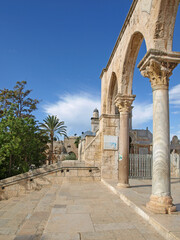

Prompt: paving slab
[
  {"left": 41, "top": 233, "right": 80, "bottom": 240},
  {"left": 102, "top": 178, "right": 180, "bottom": 240},
  {"left": 0, "top": 185, "right": 52, "bottom": 239},
  {"left": 40, "top": 181, "right": 164, "bottom": 240},
  {"left": 0, "top": 179, "right": 175, "bottom": 240}
]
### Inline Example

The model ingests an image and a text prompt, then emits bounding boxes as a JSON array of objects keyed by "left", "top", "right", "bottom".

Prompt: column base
[
  {"left": 146, "top": 195, "right": 176, "bottom": 214},
  {"left": 117, "top": 183, "right": 130, "bottom": 188}
]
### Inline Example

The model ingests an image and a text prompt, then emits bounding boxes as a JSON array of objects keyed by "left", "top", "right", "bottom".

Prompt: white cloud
[
  {"left": 169, "top": 84, "right": 180, "bottom": 106},
  {"left": 42, "top": 84, "right": 180, "bottom": 137},
  {"left": 132, "top": 102, "right": 153, "bottom": 128},
  {"left": 172, "top": 111, "right": 180, "bottom": 114},
  {"left": 43, "top": 92, "right": 101, "bottom": 136},
  {"left": 131, "top": 84, "right": 180, "bottom": 129}
]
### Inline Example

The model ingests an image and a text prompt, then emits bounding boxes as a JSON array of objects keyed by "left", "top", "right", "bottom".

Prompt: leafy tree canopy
[
  {"left": 0, "top": 109, "right": 48, "bottom": 179},
  {"left": 0, "top": 82, "right": 48, "bottom": 180},
  {"left": 0, "top": 81, "right": 39, "bottom": 118}
]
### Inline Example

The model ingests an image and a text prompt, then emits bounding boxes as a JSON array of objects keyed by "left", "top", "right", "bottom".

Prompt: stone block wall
[
  {"left": 170, "top": 153, "right": 180, "bottom": 177},
  {"left": 64, "top": 136, "right": 78, "bottom": 157},
  {"left": 83, "top": 132, "right": 102, "bottom": 168},
  {"left": 0, "top": 161, "right": 100, "bottom": 201},
  {"left": 100, "top": 114, "right": 119, "bottom": 180},
  {"left": 80, "top": 115, "right": 119, "bottom": 180}
]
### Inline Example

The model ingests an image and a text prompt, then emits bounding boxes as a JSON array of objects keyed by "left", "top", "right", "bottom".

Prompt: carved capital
[
  {"left": 138, "top": 49, "right": 180, "bottom": 91},
  {"left": 115, "top": 94, "right": 136, "bottom": 113},
  {"left": 141, "top": 59, "right": 177, "bottom": 90}
]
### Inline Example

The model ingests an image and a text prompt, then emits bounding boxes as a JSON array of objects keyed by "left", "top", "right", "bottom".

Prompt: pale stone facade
[
  {"left": 64, "top": 136, "right": 78, "bottom": 157},
  {"left": 1, "top": 0, "right": 180, "bottom": 216},
  {"left": 80, "top": 0, "right": 180, "bottom": 214},
  {"left": 130, "top": 128, "right": 152, "bottom": 154},
  {"left": 170, "top": 135, "right": 180, "bottom": 154},
  {"left": 80, "top": 110, "right": 153, "bottom": 179},
  {"left": 170, "top": 136, "right": 180, "bottom": 177},
  {"left": 171, "top": 153, "right": 180, "bottom": 177},
  {"left": 47, "top": 136, "right": 78, "bottom": 162}
]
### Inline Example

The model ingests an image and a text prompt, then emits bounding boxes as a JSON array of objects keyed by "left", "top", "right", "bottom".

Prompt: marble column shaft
[
  {"left": 139, "top": 56, "right": 178, "bottom": 213},
  {"left": 119, "top": 111, "right": 129, "bottom": 186},
  {"left": 152, "top": 88, "right": 170, "bottom": 196},
  {"left": 115, "top": 94, "right": 135, "bottom": 188}
]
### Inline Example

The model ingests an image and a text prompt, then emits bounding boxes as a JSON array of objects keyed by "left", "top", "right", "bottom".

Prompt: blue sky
[{"left": 0, "top": 1, "right": 180, "bottom": 138}]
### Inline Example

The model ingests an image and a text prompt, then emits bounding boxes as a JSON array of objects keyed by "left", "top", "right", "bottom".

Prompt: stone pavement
[
  {"left": 0, "top": 179, "right": 168, "bottom": 240},
  {"left": 102, "top": 178, "right": 180, "bottom": 240}
]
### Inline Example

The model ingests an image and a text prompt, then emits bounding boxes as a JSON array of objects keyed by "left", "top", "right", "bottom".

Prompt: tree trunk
[{"left": 50, "top": 133, "right": 54, "bottom": 164}]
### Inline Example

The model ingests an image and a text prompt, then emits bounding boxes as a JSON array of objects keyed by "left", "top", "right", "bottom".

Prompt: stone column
[
  {"left": 115, "top": 94, "right": 135, "bottom": 188},
  {"left": 138, "top": 50, "right": 180, "bottom": 214}
]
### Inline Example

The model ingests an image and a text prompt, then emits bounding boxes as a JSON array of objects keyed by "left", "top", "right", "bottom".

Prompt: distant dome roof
[
  {"left": 81, "top": 131, "right": 95, "bottom": 139},
  {"left": 93, "top": 108, "right": 99, "bottom": 113},
  {"left": 172, "top": 135, "right": 179, "bottom": 143}
]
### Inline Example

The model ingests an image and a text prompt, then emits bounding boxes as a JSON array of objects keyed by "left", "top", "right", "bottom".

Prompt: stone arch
[
  {"left": 121, "top": 31, "right": 146, "bottom": 94},
  {"left": 129, "top": 131, "right": 136, "bottom": 144},
  {"left": 97, "top": 0, "right": 180, "bottom": 212},
  {"left": 100, "top": 0, "right": 180, "bottom": 116},
  {"left": 107, "top": 72, "right": 119, "bottom": 114},
  {"left": 129, "top": 131, "right": 137, "bottom": 154},
  {"left": 153, "top": 0, "right": 179, "bottom": 51}
]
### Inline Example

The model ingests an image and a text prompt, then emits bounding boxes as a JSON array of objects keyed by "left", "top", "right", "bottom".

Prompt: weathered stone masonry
[{"left": 83, "top": 0, "right": 180, "bottom": 214}]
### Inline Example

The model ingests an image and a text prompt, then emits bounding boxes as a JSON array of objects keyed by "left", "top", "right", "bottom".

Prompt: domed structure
[
  {"left": 172, "top": 136, "right": 179, "bottom": 144},
  {"left": 93, "top": 108, "right": 99, "bottom": 118}
]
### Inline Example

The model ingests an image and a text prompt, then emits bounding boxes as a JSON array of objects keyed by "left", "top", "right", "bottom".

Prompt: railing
[
  {"left": 0, "top": 165, "right": 100, "bottom": 188},
  {"left": 129, "top": 154, "right": 152, "bottom": 179}
]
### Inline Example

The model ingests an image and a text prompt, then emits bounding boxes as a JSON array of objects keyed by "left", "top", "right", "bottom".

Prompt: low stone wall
[
  {"left": 0, "top": 161, "right": 100, "bottom": 201},
  {"left": 84, "top": 132, "right": 102, "bottom": 168},
  {"left": 171, "top": 153, "right": 180, "bottom": 177}
]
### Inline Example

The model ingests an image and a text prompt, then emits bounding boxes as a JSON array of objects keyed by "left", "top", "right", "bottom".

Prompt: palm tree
[{"left": 40, "top": 115, "right": 67, "bottom": 164}]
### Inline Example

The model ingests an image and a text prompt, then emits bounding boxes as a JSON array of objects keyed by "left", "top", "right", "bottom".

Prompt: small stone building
[
  {"left": 130, "top": 128, "right": 152, "bottom": 154},
  {"left": 170, "top": 136, "right": 180, "bottom": 154},
  {"left": 47, "top": 136, "right": 78, "bottom": 162},
  {"left": 79, "top": 108, "right": 153, "bottom": 168}
]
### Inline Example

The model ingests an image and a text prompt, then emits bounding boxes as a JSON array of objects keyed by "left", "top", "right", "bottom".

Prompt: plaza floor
[
  {"left": 103, "top": 178, "right": 180, "bottom": 240},
  {"left": 1, "top": 178, "right": 177, "bottom": 240}
]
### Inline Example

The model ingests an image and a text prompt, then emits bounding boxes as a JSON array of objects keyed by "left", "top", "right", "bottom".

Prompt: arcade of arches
[{"left": 80, "top": 0, "right": 180, "bottom": 214}]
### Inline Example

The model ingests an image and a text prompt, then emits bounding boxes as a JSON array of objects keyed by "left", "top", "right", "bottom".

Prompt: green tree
[
  {"left": 0, "top": 81, "right": 39, "bottom": 118},
  {"left": 74, "top": 136, "right": 81, "bottom": 148},
  {"left": 65, "top": 152, "right": 77, "bottom": 160},
  {"left": 0, "top": 109, "right": 48, "bottom": 179},
  {"left": 40, "top": 115, "right": 68, "bottom": 164},
  {"left": 0, "top": 82, "right": 48, "bottom": 180}
]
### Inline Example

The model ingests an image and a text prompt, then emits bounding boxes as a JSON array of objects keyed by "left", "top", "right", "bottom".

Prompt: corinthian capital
[
  {"left": 141, "top": 59, "right": 177, "bottom": 90},
  {"left": 138, "top": 49, "right": 180, "bottom": 90},
  {"left": 114, "top": 94, "right": 136, "bottom": 113}
]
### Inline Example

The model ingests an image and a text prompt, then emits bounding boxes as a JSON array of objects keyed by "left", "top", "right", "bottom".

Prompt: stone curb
[{"left": 101, "top": 179, "right": 180, "bottom": 240}]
